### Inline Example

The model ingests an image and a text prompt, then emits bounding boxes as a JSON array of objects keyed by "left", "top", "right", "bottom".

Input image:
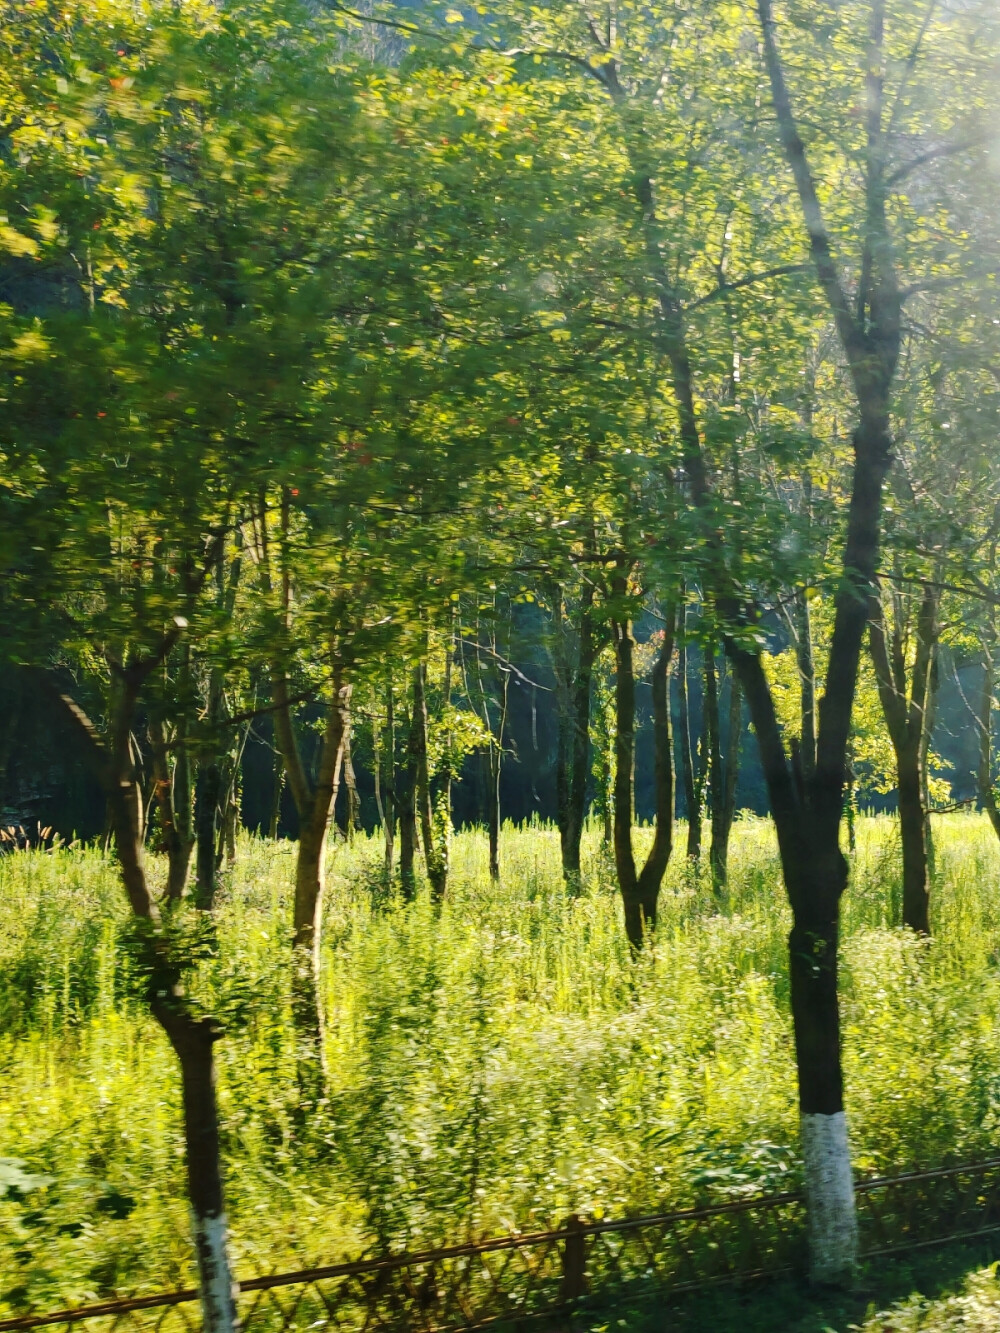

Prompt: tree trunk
[
  {"left": 897, "top": 740, "right": 930, "bottom": 934},
  {"left": 599, "top": 736, "right": 614, "bottom": 847},
  {"left": 290, "top": 675, "right": 350, "bottom": 1105},
  {"left": 149, "top": 716, "right": 195, "bottom": 902},
  {"left": 398, "top": 697, "right": 418, "bottom": 900},
  {"left": 921, "top": 650, "right": 938, "bottom": 881},
  {"left": 269, "top": 734, "right": 284, "bottom": 841},
  {"left": 271, "top": 644, "right": 351, "bottom": 1104},
  {"left": 486, "top": 734, "right": 502, "bottom": 882},
  {"left": 156, "top": 1008, "right": 240, "bottom": 1333},
  {"left": 375, "top": 679, "right": 395, "bottom": 874},
  {"left": 978, "top": 615, "right": 1000, "bottom": 844},
  {"left": 342, "top": 728, "right": 360, "bottom": 842},
  {"left": 868, "top": 584, "right": 938, "bottom": 934},
  {"left": 412, "top": 659, "right": 447, "bottom": 900},
  {"left": 548, "top": 579, "right": 598, "bottom": 893},
  {"left": 707, "top": 649, "right": 741, "bottom": 902},
  {"left": 292, "top": 820, "right": 327, "bottom": 1108},
  {"left": 795, "top": 588, "right": 817, "bottom": 782},
  {"left": 613, "top": 601, "right": 674, "bottom": 952},
  {"left": 675, "top": 602, "right": 701, "bottom": 860},
  {"left": 432, "top": 632, "right": 455, "bottom": 890},
  {"left": 788, "top": 869, "right": 855, "bottom": 1292},
  {"left": 729, "top": 412, "right": 892, "bottom": 1282},
  {"left": 223, "top": 772, "right": 238, "bottom": 866},
  {"left": 195, "top": 761, "right": 223, "bottom": 910},
  {"left": 41, "top": 672, "right": 239, "bottom": 1332}
]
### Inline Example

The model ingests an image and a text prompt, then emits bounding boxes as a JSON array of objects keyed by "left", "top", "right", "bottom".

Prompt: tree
[{"left": 0, "top": 0, "right": 370, "bottom": 1321}]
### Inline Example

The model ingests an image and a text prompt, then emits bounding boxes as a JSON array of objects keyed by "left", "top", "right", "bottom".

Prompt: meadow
[{"left": 3, "top": 814, "right": 1000, "bottom": 1319}]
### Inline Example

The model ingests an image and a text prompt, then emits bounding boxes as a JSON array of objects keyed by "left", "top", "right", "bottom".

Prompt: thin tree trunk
[
  {"left": 868, "top": 584, "right": 937, "bottom": 934},
  {"left": 40, "top": 671, "right": 239, "bottom": 1333},
  {"left": 382, "top": 678, "right": 396, "bottom": 875},
  {"left": 922, "top": 649, "right": 939, "bottom": 881},
  {"left": 548, "top": 578, "right": 598, "bottom": 892},
  {"left": 612, "top": 595, "right": 674, "bottom": 952},
  {"left": 979, "top": 615, "right": 1000, "bottom": 843},
  {"left": 195, "top": 761, "right": 223, "bottom": 910},
  {"left": 723, "top": 668, "right": 741, "bottom": 828},
  {"left": 271, "top": 640, "right": 351, "bottom": 1104},
  {"left": 486, "top": 662, "right": 508, "bottom": 881},
  {"left": 269, "top": 734, "right": 284, "bottom": 841},
  {"left": 706, "top": 648, "right": 741, "bottom": 902},
  {"left": 289, "top": 670, "right": 350, "bottom": 1106},
  {"left": 600, "top": 741, "right": 613, "bottom": 846},
  {"left": 675, "top": 603, "right": 701, "bottom": 859},
  {"left": 149, "top": 715, "right": 195, "bottom": 901},
  {"left": 398, "top": 695, "right": 418, "bottom": 900},
  {"left": 195, "top": 535, "right": 243, "bottom": 906},
  {"left": 487, "top": 742, "right": 502, "bottom": 880},
  {"left": 412, "top": 659, "right": 447, "bottom": 899},
  {"left": 223, "top": 779, "right": 238, "bottom": 866},
  {"left": 342, "top": 729, "right": 360, "bottom": 841},
  {"left": 433, "top": 629, "right": 455, "bottom": 891},
  {"left": 472, "top": 622, "right": 508, "bottom": 882}
]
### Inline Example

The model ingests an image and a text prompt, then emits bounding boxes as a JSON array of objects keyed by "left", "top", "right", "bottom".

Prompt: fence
[{"left": 5, "top": 1157, "right": 1000, "bottom": 1333}]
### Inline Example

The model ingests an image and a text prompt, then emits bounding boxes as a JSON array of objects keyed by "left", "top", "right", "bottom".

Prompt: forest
[{"left": 3, "top": 0, "right": 1000, "bottom": 1329}]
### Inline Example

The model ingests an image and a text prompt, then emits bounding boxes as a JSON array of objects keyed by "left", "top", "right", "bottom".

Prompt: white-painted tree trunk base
[
  {"left": 801, "top": 1111, "right": 858, "bottom": 1285},
  {"left": 194, "top": 1211, "right": 240, "bottom": 1333}
]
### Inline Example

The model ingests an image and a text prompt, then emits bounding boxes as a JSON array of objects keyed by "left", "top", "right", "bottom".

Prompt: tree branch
[
  {"left": 756, "top": 0, "right": 864, "bottom": 363},
  {"left": 684, "top": 263, "right": 810, "bottom": 311}
]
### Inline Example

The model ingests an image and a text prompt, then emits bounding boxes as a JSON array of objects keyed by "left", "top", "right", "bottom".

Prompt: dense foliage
[{"left": 5, "top": 0, "right": 1000, "bottom": 1313}]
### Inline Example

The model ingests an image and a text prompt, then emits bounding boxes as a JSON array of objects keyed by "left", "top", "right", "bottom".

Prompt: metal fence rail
[{"left": 4, "top": 1157, "right": 1000, "bottom": 1333}]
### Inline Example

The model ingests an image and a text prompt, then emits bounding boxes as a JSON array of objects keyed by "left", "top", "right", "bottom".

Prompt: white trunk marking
[
  {"left": 194, "top": 1211, "right": 239, "bottom": 1333},
  {"left": 801, "top": 1111, "right": 858, "bottom": 1284}
]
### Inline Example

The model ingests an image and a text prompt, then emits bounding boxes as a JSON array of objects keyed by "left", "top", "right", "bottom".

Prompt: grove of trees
[{"left": 4, "top": 0, "right": 1000, "bottom": 1319}]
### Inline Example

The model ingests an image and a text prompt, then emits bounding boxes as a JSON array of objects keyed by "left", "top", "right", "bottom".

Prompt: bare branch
[{"left": 684, "top": 263, "right": 810, "bottom": 312}]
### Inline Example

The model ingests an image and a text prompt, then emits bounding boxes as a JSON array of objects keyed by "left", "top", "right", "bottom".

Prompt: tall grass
[{"left": 2, "top": 814, "right": 1000, "bottom": 1313}]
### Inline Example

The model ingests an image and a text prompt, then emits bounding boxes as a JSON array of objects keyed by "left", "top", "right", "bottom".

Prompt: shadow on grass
[{"left": 567, "top": 1234, "right": 1000, "bottom": 1332}]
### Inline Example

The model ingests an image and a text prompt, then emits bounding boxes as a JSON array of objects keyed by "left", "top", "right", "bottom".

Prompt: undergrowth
[{"left": 2, "top": 814, "right": 1000, "bottom": 1313}]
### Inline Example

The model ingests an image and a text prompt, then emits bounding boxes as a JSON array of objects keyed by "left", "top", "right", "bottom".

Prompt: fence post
[{"left": 559, "top": 1214, "right": 587, "bottom": 1303}]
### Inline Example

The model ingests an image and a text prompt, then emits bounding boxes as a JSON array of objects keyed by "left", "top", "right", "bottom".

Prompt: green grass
[
  {"left": 590, "top": 1238, "right": 1000, "bottom": 1332},
  {"left": 3, "top": 814, "right": 1000, "bottom": 1318}
]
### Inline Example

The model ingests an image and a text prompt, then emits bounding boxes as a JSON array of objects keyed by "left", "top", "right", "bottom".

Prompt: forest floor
[{"left": 3, "top": 815, "right": 1000, "bottom": 1325}]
